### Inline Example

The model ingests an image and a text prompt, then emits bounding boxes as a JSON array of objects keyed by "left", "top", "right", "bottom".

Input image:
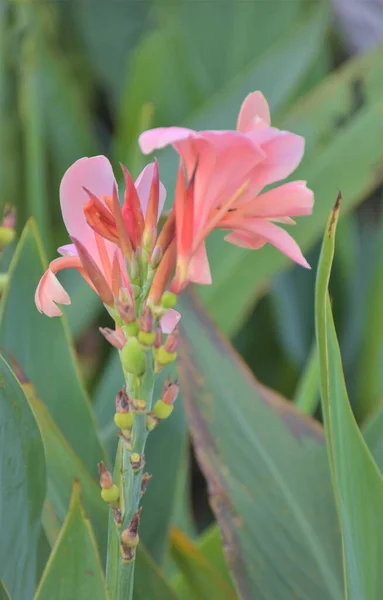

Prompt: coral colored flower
[
  {"left": 139, "top": 91, "right": 314, "bottom": 292},
  {"left": 34, "top": 156, "right": 179, "bottom": 333}
]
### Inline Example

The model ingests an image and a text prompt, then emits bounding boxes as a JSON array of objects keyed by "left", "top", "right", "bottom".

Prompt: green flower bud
[
  {"left": 114, "top": 411, "right": 134, "bottom": 430},
  {"left": 161, "top": 291, "right": 177, "bottom": 309},
  {"left": 125, "top": 321, "right": 139, "bottom": 337},
  {"left": 156, "top": 346, "right": 177, "bottom": 366},
  {"left": 138, "top": 331, "right": 156, "bottom": 346},
  {"left": 101, "top": 484, "right": 120, "bottom": 505},
  {"left": 120, "top": 337, "right": 146, "bottom": 376},
  {"left": 0, "top": 226, "right": 15, "bottom": 248},
  {"left": 153, "top": 400, "right": 174, "bottom": 420}
]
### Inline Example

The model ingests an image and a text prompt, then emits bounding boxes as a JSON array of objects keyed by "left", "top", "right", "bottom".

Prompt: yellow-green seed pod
[
  {"left": 157, "top": 346, "right": 177, "bottom": 366},
  {"left": 138, "top": 331, "right": 156, "bottom": 346},
  {"left": 161, "top": 291, "right": 177, "bottom": 309},
  {"left": 114, "top": 411, "right": 134, "bottom": 430},
  {"left": 101, "top": 484, "right": 120, "bottom": 505},
  {"left": 125, "top": 321, "right": 139, "bottom": 337},
  {"left": 120, "top": 337, "right": 146, "bottom": 376},
  {"left": 0, "top": 226, "right": 15, "bottom": 248},
  {"left": 153, "top": 400, "right": 174, "bottom": 420}
]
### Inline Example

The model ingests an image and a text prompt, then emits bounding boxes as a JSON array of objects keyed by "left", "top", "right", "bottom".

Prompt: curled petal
[
  {"left": 139, "top": 127, "right": 194, "bottom": 155},
  {"left": 249, "top": 132, "right": 305, "bottom": 191},
  {"left": 224, "top": 231, "right": 267, "bottom": 250},
  {"left": 57, "top": 243, "right": 78, "bottom": 257},
  {"left": 237, "top": 91, "right": 271, "bottom": 133},
  {"left": 186, "top": 242, "right": 212, "bottom": 285},
  {"left": 135, "top": 162, "right": 166, "bottom": 220},
  {"left": 160, "top": 309, "right": 181, "bottom": 334},
  {"left": 35, "top": 265, "right": 71, "bottom": 317}
]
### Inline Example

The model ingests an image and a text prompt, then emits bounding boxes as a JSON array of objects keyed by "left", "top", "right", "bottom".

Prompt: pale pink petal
[
  {"left": 235, "top": 219, "right": 310, "bottom": 268},
  {"left": 59, "top": 156, "right": 117, "bottom": 265},
  {"left": 160, "top": 309, "right": 181, "bottom": 334},
  {"left": 135, "top": 163, "right": 166, "bottom": 220},
  {"left": 58, "top": 243, "right": 78, "bottom": 257},
  {"left": 186, "top": 242, "right": 212, "bottom": 285},
  {"left": 224, "top": 231, "right": 267, "bottom": 250},
  {"left": 35, "top": 269, "right": 71, "bottom": 317},
  {"left": 139, "top": 127, "right": 195, "bottom": 154},
  {"left": 250, "top": 132, "right": 305, "bottom": 190},
  {"left": 243, "top": 181, "right": 314, "bottom": 218},
  {"left": 237, "top": 91, "right": 271, "bottom": 133}
]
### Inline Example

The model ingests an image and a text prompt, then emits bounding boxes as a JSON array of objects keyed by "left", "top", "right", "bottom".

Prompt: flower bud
[
  {"left": 156, "top": 346, "right": 177, "bottom": 366},
  {"left": 164, "top": 329, "right": 179, "bottom": 353},
  {"left": 162, "top": 378, "right": 179, "bottom": 406},
  {"left": 101, "top": 485, "right": 120, "bottom": 505},
  {"left": 145, "top": 412, "right": 159, "bottom": 432},
  {"left": 138, "top": 307, "right": 156, "bottom": 346},
  {"left": 150, "top": 246, "right": 162, "bottom": 269},
  {"left": 130, "top": 452, "right": 145, "bottom": 472},
  {"left": 120, "top": 337, "right": 146, "bottom": 376},
  {"left": 98, "top": 461, "right": 113, "bottom": 489},
  {"left": 153, "top": 400, "right": 174, "bottom": 420},
  {"left": 99, "top": 327, "right": 126, "bottom": 349},
  {"left": 120, "top": 509, "right": 142, "bottom": 561},
  {"left": 114, "top": 411, "right": 134, "bottom": 430},
  {"left": 154, "top": 326, "right": 162, "bottom": 348},
  {"left": 161, "top": 291, "right": 177, "bottom": 309}
]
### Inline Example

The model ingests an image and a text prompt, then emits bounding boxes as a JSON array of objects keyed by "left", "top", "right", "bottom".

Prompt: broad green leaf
[
  {"left": 293, "top": 343, "right": 320, "bottom": 415},
  {"left": 0, "top": 354, "right": 46, "bottom": 600},
  {"left": 6, "top": 357, "right": 108, "bottom": 556},
  {"left": 0, "top": 580, "right": 10, "bottom": 600},
  {"left": 171, "top": 528, "right": 237, "bottom": 600},
  {"left": 315, "top": 198, "right": 383, "bottom": 600},
  {"left": 34, "top": 483, "right": 108, "bottom": 600},
  {"left": 177, "top": 293, "right": 343, "bottom": 600},
  {"left": 0, "top": 220, "right": 107, "bottom": 474},
  {"left": 199, "top": 42, "right": 383, "bottom": 334},
  {"left": 195, "top": 525, "right": 237, "bottom": 590},
  {"left": 363, "top": 410, "right": 383, "bottom": 474},
  {"left": 135, "top": 545, "right": 181, "bottom": 600},
  {"left": 94, "top": 353, "right": 189, "bottom": 564}
]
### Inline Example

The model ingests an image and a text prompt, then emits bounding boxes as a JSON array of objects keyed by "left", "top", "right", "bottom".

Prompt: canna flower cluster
[{"left": 35, "top": 91, "right": 314, "bottom": 331}]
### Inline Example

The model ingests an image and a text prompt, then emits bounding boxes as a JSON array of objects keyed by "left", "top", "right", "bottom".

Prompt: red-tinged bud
[
  {"left": 116, "top": 300, "right": 139, "bottom": 336},
  {"left": 149, "top": 239, "right": 177, "bottom": 304},
  {"left": 71, "top": 237, "right": 114, "bottom": 306},
  {"left": 150, "top": 246, "right": 162, "bottom": 269},
  {"left": 115, "top": 387, "right": 131, "bottom": 413},
  {"left": 162, "top": 378, "right": 179, "bottom": 405},
  {"left": 121, "top": 509, "right": 142, "bottom": 561},
  {"left": 139, "top": 306, "right": 154, "bottom": 333},
  {"left": 98, "top": 461, "right": 113, "bottom": 489},
  {"left": 83, "top": 188, "right": 119, "bottom": 245},
  {"left": 164, "top": 328, "right": 179, "bottom": 353},
  {"left": 2, "top": 205, "right": 16, "bottom": 229},
  {"left": 154, "top": 326, "right": 162, "bottom": 348},
  {"left": 121, "top": 164, "right": 145, "bottom": 250},
  {"left": 99, "top": 327, "right": 126, "bottom": 349},
  {"left": 143, "top": 159, "right": 159, "bottom": 250},
  {"left": 111, "top": 184, "right": 133, "bottom": 259},
  {"left": 0, "top": 206, "right": 16, "bottom": 248},
  {"left": 156, "top": 210, "right": 175, "bottom": 255}
]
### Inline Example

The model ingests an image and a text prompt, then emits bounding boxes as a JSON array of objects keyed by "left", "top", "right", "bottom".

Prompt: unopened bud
[
  {"left": 145, "top": 412, "right": 159, "bottom": 432},
  {"left": 139, "top": 307, "right": 154, "bottom": 333},
  {"left": 120, "top": 337, "right": 146, "bottom": 376},
  {"left": 133, "top": 399, "right": 147, "bottom": 412},
  {"left": 153, "top": 400, "right": 174, "bottom": 420},
  {"left": 130, "top": 452, "right": 145, "bottom": 472},
  {"left": 112, "top": 507, "right": 122, "bottom": 526},
  {"left": 164, "top": 329, "right": 179, "bottom": 353},
  {"left": 161, "top": 291, "right": 177, "bottom": 309},
  {"left": 101, "top": 485, "right": 120, "bottom": 505},
  {"left": 162, "top": 378, "right": 179, "bottom": 405},
  {"left": 150, "top": 246, "right": 162, "bottom": 269},
  {"left": 156, "top": 346, "right": 177, "bottom": 366},
  {"left": 154, "top": 326, "right": 162, "bottom": 348},
  {"left": 121, "top": 509, "right": 142, "bottom": 561},
  {"left": 114, "top": 411, "right": 134, "bottom": 430},
  {"left": 1, "top": 206, "right": 16, "bottom": 230},
  {"left": 99, "top": 327, "right": 126, "bottom": 349},
  {"left": 115, "top": 386, "right": 131, "bottom": 412},
  {"left": 98, "top": 461, "right": 113, "bottom": 489},
  {"left": 140, "top": 473, "right": 152, "bottom": 497}
]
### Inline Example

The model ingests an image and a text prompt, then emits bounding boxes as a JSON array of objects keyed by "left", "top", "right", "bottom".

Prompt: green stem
[{"left": 106, "top": 350, "right": 155, "bottom": 600}]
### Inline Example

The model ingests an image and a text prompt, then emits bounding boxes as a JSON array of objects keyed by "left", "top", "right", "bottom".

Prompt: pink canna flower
[
  {"left": 34, "top": 156, "right": 179, "bottom": 333},
  {"left": 139, "top": 91, "right": 314, "bottom": 293}
]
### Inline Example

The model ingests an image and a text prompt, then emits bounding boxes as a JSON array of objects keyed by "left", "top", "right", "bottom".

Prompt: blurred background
[{"left": 0, "top": 0, "right": 382, "bottom": 554}]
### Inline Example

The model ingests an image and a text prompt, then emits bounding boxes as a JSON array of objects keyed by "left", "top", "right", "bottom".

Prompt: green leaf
[
  {"left": 0, "top": 353, "right": 46, "bottom": 600},
  {"left": 195, "top": 525, "right": 237, "bottom": 590},
  {"left": 6, "top": 358, "right": 108, "bottom": 556},
  {"left": 34, "top": 483, "right": 109, "bottom": 600},
  {"left": 363, "top": 410, "right": 383, "bottom": 474},
  {"left": 177, "top": 292, "right": 343, "bottom": 600},
  {"left": 171, "top": 528, "right": 237, "bottom": 600},
  {"left": 134, "top": 545, "right": 181, "bottom": 600},
  {"left": 0, "top": 220, "right": 107, "bottom": 474},
  {"left": 199, "top": 42, "right": 383, "bottom": 334},
  {"left": 315, "top": 197, "right": 383, "bottom": 600},
  {"left": 0, "top": 580, "right": 11, "bottom": 600},
  {"left": 293, "top": 343, "right": 320, "bottom": 415}
]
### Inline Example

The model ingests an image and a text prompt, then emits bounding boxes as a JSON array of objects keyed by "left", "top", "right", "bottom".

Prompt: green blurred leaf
[
  {"left": 194, "top": 525, "right": 236, "bottom": 589},
  {"left": 293, "top": 343, "right": 320, "bottom": 415},
  {"left": 364, "top": 410, "right": 383, "bottom": 474},
  {"left": 177, "top": 292, "right": 343, "bottom": 600},
  {"left": 315, "top": 198, "right": 383, "bottom": 600},
  {"left": 171, "top": 528, "right": 237, "bottom": 600},
  {"left": 0, "top": 580, "right": 11, "bottom": 600},
  {"left": 135, "top": 545, "right": 181, "bottom": 600},
  {"left": 34, "top": 483, "right": 109, "bottom": 600},
  {"left": 0, "top": 353, "right": 46, "bottom": 600},
  {"left": 94, "top": 355, "right": 189, "bottom": 564},
  {"left": 199, "top": 42, "right": 383, "bottom": 334},
  {"left": 0, "top": 220, "right": 107, "bottom": 475}
]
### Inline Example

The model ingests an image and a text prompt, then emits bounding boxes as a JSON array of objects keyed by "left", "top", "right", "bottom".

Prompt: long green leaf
[
  {"left": 363, "top": 410, "right": 383, "bottom": 474},
  {"left": 0, "top": 580, "right": 11, "bottom": 600},
  {"left": 0, "top": 220, "right": 107, "bottom": 474},
  {"left": 177, "top": 292, "right": 343, "bottom": 600},
  {"left": 315, "top": 197, "right": 383, "bottom": 600},
  {"left": 199, "top": 43, "right": 383, "bottom": 334},
  {"left": 34, "top": 483, "right": 109, "bottom": 600},
  {"left": 0, "top": 354, "right": 46, "bottom": 600}
]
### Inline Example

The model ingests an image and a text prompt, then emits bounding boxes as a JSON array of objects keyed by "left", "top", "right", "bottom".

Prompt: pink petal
[
  {"left": 244, "top": 181, "right": 314, "bottom": 218},
  {"left": 186, "top": 242, "right": 212, "bottom": 285},
  {"left": 250, "top": 132, "right": 305, "bottom": 190},
  {"left": 160, "top": 309, "right": 181, "bottom": 334},
  {"left": 224, "top": 231, "right": 267, "bottom": 250},
  {"left": 236, "top": 219, "right": 310, "bottom": 268},
  {"left": 139, "top": 127, "right": 195, "bottom": 154},
  {"left": 35, "top": 269, "right": 71, "bottom": 317},
  {"left": 237, "top": 91, "right": 271, "bottom": 133},
  {"left": 135, "top": 163, "right": 166, "bottom": 220},
  {"left": 60, "top": 156, "right": 117, "bottom": 266},
  {"left": 58, "top": 243, "right": 78, "bottom": 257}
]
